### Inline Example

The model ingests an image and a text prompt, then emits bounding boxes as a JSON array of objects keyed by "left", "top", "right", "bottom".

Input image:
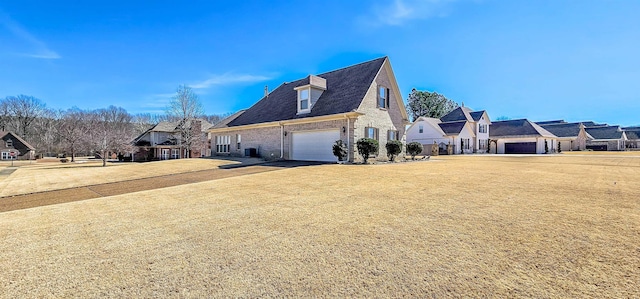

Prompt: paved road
[{"left": 0, "top": 161, "right": 327, "bottom": 213}]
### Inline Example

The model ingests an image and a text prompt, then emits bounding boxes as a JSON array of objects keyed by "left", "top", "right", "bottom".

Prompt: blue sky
[{"left": 1, "top": 0, "right": 639, "bottom": 126}]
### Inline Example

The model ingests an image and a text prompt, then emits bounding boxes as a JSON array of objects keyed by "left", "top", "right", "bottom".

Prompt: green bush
[
  {"left": 558, "top": 141, "right": 562, "bottom": 153},
  {"left": 406, "top": 142, "right": 423, "bottom": 160},
  {"left": 332, "top": 140, "right": 347, "bottom": 161},
  {"left": 356, "top": 138, "right": 379, "bottom": 164},
  {"left": 386, "top": 140, "right": 403, "bottom": 161},
  {"left": 545, "top": 140, "right": 549, "bottom": 154}
]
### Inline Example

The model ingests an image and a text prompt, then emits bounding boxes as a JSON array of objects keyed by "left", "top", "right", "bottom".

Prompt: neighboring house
[
  {"left": 622, "top": 127, "right": 640, "bottom": 149},
  {"left": 585, "top": 125, "right": 627, "bottom": 151},
  {"left": 0, "top": 131, "right": 35, "bottom": 160},
  {"left": 537, "top": 122, "right": 589, "bottom": 151},
  {"left": 489, "top": 119, "right": 558, "bottom": 154},
  {"left": 209, "top": 57, "right": 410, "bottom": 162},
  {"left": 405, "top": 106, "right": 491, "bottom": 154},
  {"left": 133, "top": 119, "right": 213, "bottom": 161}
]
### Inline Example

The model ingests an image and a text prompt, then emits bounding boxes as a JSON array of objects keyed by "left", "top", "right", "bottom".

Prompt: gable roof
[
  {"left": 539, "top": 122, "right": 583, "bottom": 138},
  {"left": 490, "top": 119, "right": 556, "bottom": 138},
  {"left": 440, "top": 107, "right": 472, "bottom": 122},
  {"left": 212, "top": 110, "right": 245, "bottom": 129},
  {"left": 585, "top": 126, "right": 624, "bottom": 140},
  {"left": 226, "top": 57, "right": 387, "bottom": 127},
  {"left": 438, "top": 120, "right": 468, "bottom": 135},
  {"left": 134, "top": 118, "right": 212, "bottom": 142},
  {"left": 469, "top": 110, "right": 487, "bottom": 122},
  {"left": 624, "top": 129, "right": 640, "bottom": 140},
  {"left": 0, "top": 131, "right": 35, "bottom": 150}
]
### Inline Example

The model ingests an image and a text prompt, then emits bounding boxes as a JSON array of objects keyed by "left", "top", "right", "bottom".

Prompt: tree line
[{"left": 2, "top": 85, "right": 228, "bottom": 165}]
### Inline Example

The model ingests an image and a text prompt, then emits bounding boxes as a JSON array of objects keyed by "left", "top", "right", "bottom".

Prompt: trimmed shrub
[
  {"left": 545, "top": 140, "right": 549, "bottom": 154},
  {"left": 332, "top": 140, "right": 348, "bottom": 161},
  {"left": 386, "top": 140, "right": 403, "bottom": 162},
  {"left": 356, "top": 138, "right": 379, "bottom": 164},
  {"left": 406, "top": 142, "right": 423, "bottom": 160},
  {"left": 558, "top": 141, "right": 562, "bottom": 153}
]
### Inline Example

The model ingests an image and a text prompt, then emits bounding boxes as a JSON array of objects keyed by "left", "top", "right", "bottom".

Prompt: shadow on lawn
[{"left": 218, "top": 160, "right": 333, "bottom": 169}]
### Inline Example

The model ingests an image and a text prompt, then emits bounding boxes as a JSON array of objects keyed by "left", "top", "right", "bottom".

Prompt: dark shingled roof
[
  {"left": 586, "top": 126, "right": 623, "bottom": 140},
  {"left": 469, "top": 111, "right": 486, "bottom": 121},
  {"left": 490, "top": 119, "right": 556, "bottom": 138},
  {"left": 227, "top": 57, "right": 387, "bottom": 127},
  {"left": 540, "top": 122, "right": 582, "bottom": 138},
  {"left": 440, "top": 107, "right": 472, "bottom": 122},
  {"left": 0, "top": 131, "right": 35, "bottom": 151},
  {"left": 438, "top": 121, "right": 467, "bottom": 135},
  {"left": 536, "top": 120, "right": 566, "bottom": 125},
  {"left": 625, "top": 129, "right": 640, "bottom": 140},
  {"left": 580, "top": 121, "right": 606, "bottom": 127},
  {"left": 212, "top": 110, "right": 245, "bottom": 129}
]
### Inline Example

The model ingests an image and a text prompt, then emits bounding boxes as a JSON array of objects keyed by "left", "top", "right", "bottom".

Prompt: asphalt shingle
[{"left": 227, "top": 57, "right": 387, "bottom": 127}]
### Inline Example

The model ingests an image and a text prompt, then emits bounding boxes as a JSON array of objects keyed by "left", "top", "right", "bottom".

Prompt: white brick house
[
  {"left": 209, "top": 57, "right": 410, "bottom": 162},
  {"left": 406, "top": 106, "right": 491, "bottom": 154}
]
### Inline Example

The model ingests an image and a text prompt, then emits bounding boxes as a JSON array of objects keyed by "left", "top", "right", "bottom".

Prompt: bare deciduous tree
[
  {"left": 57, "top": 108, "right": 91, "bottom": 162},
  {"left": 30, "top": 108, "right": 60, "bottom": 157},
  {"left": 4, "top": 95, "right": 47, "bottom": 139},
  {"left": 87, "top": 106, "right": 137, "bottom": 166},
  {"left": 167, "top": 85, "right": 204, "bottom": 158}
]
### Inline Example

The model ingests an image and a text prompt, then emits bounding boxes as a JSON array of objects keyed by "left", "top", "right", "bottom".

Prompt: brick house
[
  {"left": 537, "top": 121, "right": 589, "bottom": 151},
  {"left": 406, "top": 106, "right": 491, "bottom": 155},
  {"left": 209, "top": 57, "right": 410, "bottom": 162},
  {"left": 585, "top": 125, "right": 627, "bottom": 151},
  {"left": 133, "top": 119, "right": 212, "bottom": 161},
  {"left": 0, "top": 131, "right": 35, "bottom": 160}
]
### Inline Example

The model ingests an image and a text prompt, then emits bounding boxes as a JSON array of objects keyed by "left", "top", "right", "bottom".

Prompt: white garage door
[{"left": 291, "top": 130, "right": 340, "bottom": 162}]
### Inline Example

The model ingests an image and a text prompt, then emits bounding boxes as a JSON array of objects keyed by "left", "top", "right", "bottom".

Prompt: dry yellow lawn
[
  {"left": 0, "top": 155, "right": 639, "bottom": 297},
  {"left": 0, "top": 158, "right": 239, "bottom": 197}
]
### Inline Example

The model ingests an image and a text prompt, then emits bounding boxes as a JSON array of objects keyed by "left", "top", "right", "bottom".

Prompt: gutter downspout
[
  {"left": 346, "top": 115, "right": 350, "bottom": 162},
  {"left": 280, "top": 123, "right": 284, "bottom": 159}
]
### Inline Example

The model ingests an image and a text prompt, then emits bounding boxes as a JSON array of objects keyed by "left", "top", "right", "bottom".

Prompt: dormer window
[
  {"left": 294, "top": 75, "right": 326, "bottom": 114},
  {"left": 378, "top": 86, "right": 389, "bottom": 109},
  {"left": 299, "top": 89, "right": 310, "bottom": 112}
]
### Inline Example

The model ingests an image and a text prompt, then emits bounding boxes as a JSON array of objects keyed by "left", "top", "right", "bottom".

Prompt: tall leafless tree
[
  {"left": 30, "top": 108, "right": 60, "bottom": 157},
  {"left": 87, "top": 106, "right": 137, "bottom": 166},
  {"left": 57, "top": 108, "right": 91, "bottom": 162},
  {"left": 167, "top": 85, "right": 204, "bottom": 158},
  {"left": 4, "top": 95, "right": 47, "bottom": 139}
]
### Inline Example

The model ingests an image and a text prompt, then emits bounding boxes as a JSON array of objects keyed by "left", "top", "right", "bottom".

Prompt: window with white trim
[
  {"left": 236, "top": 134, "right": 241, "bottom": 150},
  {"left": 298, "top": 89, "right": 310, "bottom": 113},
  {"left": 1, "top": 152, "right": 10, "bottom": 160},
  {"left": 171, "top": 149, "right": 179, "bottom": 159},
  {"left": 479, "top": 139, "right": 488, "bottom": 150},
  {"left": 6, "top": 139, "right": 12, "bottom": 147},
  {"left": 365, "top": 127, "right": 379, "bottom": 140},
  {"left": 378, "top": 86, "right": 389, "bottom": 109},
  {"left": 461, "top": 138, "right": 471, "bottom": 150},
  {"left": 216, "top": 135, "right": 231, "bottom": 153},
  {"left": 387, "top": 130, "right": 399, "bottom": 141},
  {"left": 479, "top": 124, "right": 487, "bottom": 133},
  {"left": 419, "top": 125, "right": 424, "bottom": 134}
]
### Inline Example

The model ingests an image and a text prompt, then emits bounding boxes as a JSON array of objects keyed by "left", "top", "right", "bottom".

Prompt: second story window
[
  {"left": 298, "top": 89, "right": 310, "bottom": 113},
  {"left": 6, "top": 139, "right": 12, "bottom": 147},
  {"left": 419, "top": 125, "right": 424, "bottom": 134},
  {"left": 479, "top": 124, "right": 487, "bottom": 133},
  {"left": 378, "top": 86, "right": 389, "bottom": 109}
]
